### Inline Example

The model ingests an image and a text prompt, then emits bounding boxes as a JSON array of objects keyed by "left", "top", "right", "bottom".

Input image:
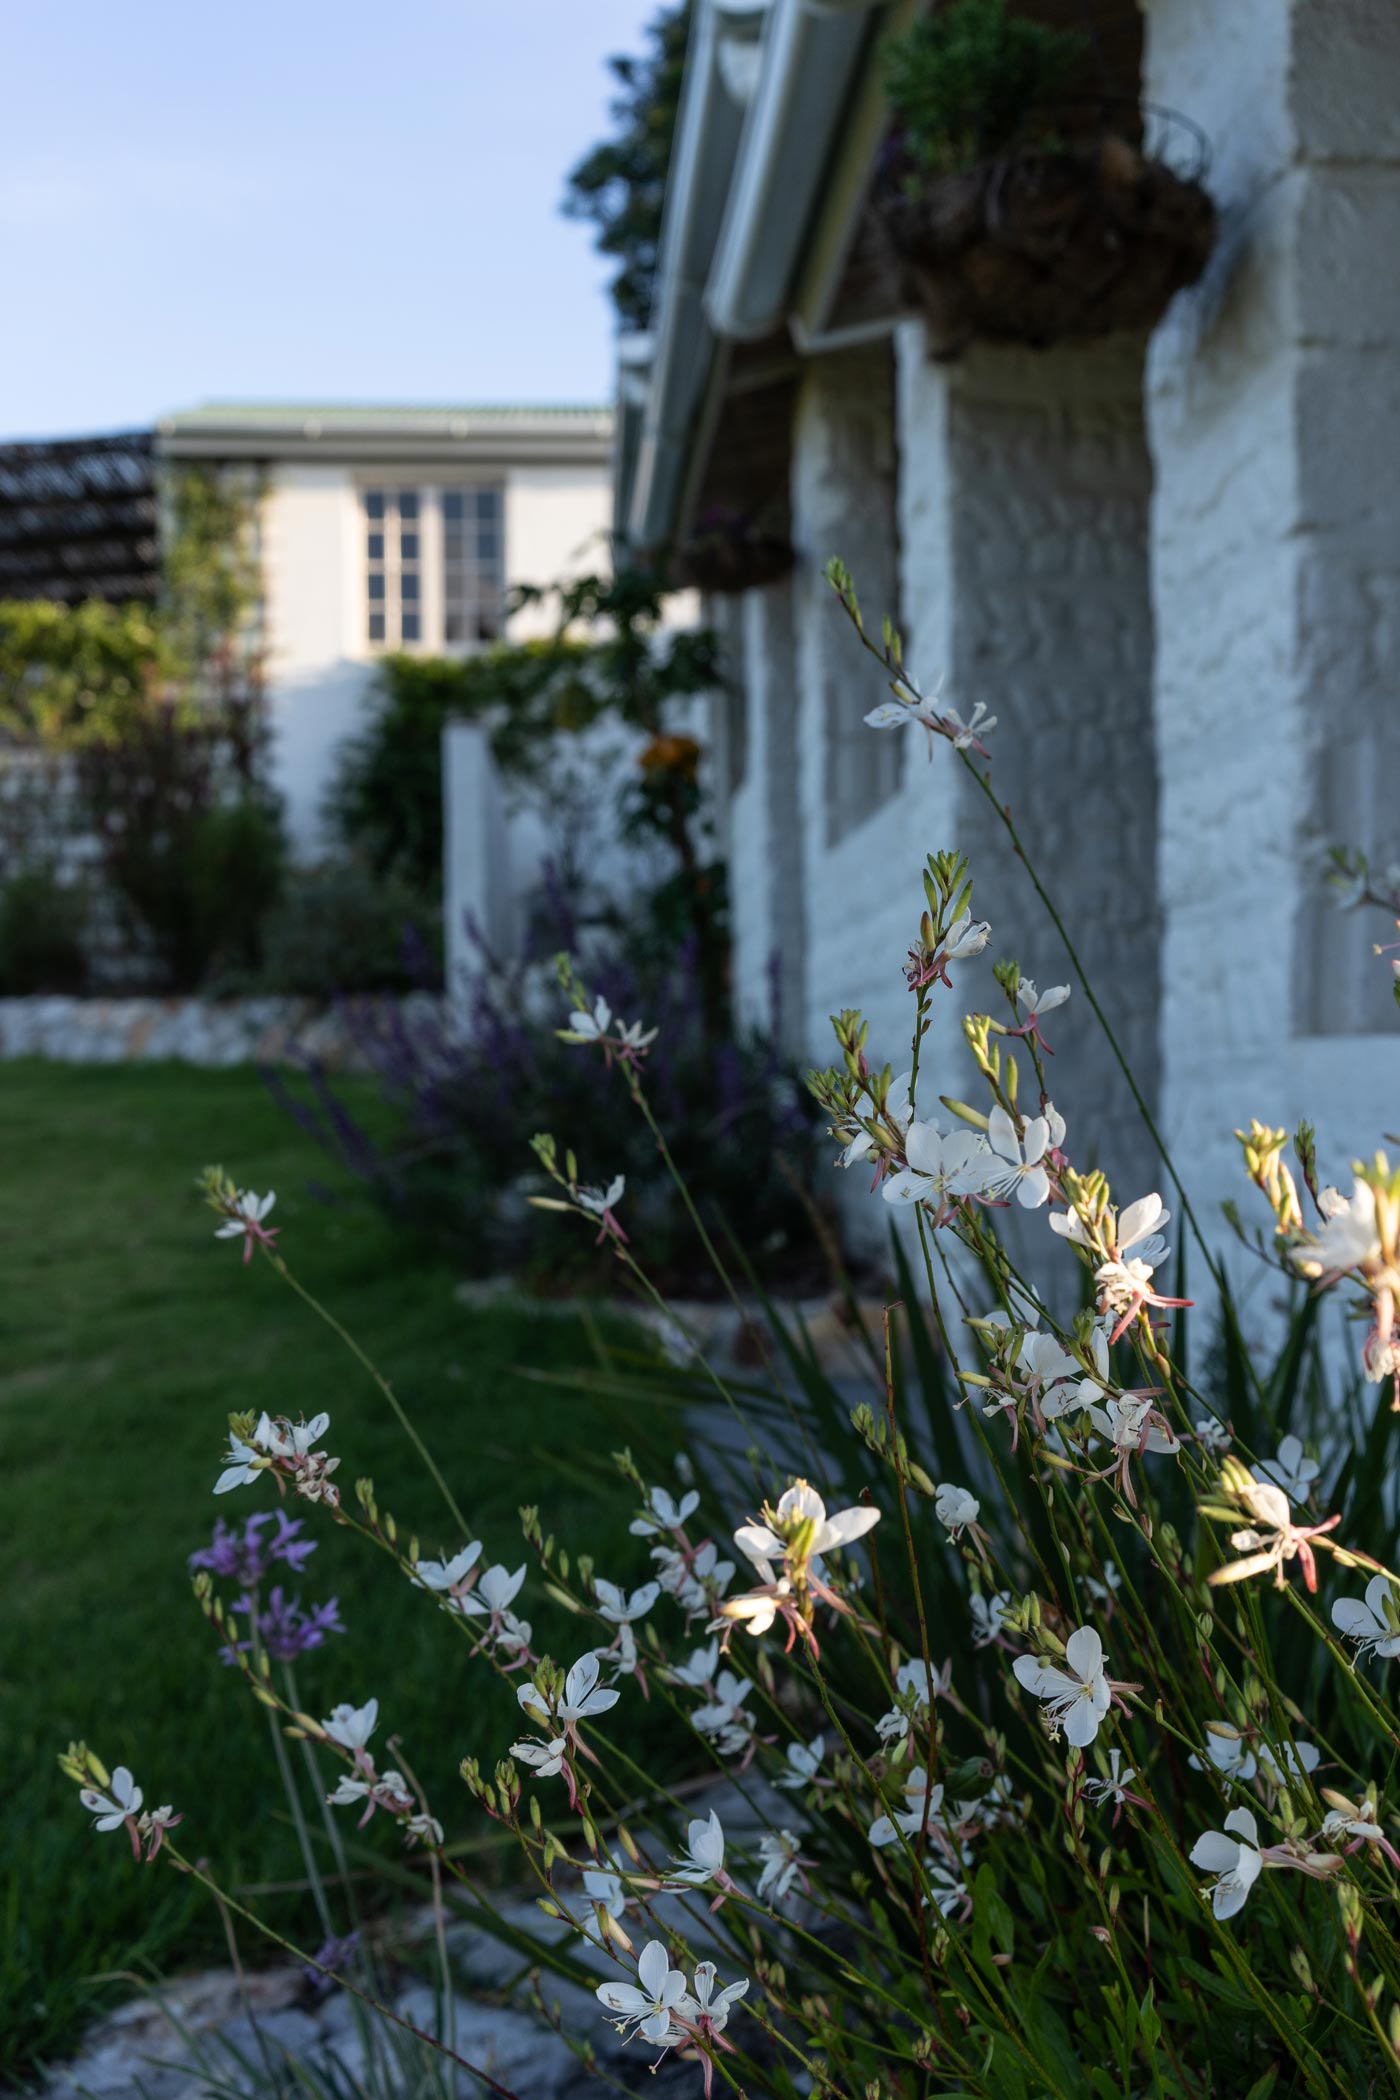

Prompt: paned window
[
  {"left": 362, "top": 485, "right": 504, "bottom": 649},
  {"left": 442, "top": 486, "right": 504, "bottom": 644}
]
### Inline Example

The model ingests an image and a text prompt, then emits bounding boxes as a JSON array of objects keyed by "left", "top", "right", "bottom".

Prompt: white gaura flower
[
  {"left": 1011, "top": 977, "right": 1071, "bottom": 1054},
  {"left": 1090, "top": 1395, "right": 1182, "bottom": 1461},
  {"left": 969, "top": 1590, "right": 1012, "bottom": 1647},
  {"left": 734, "top": 1480, "right": 879, "bottom": 1570},
  {"left": 1190, "top": 1723, "right": 1257, "bottom": 1785},
  {"left": 1012, "top": 1626, "right": 1112, "bottom": 1748},
  {"left": 875, "top": 1655, "right": 947, "bottom": 1743},
  {"left": 670, "top": 1639, "right": 719, "bottom": 1690},
  {"left": 214, "top": 1189, "right": 278, "bottom": 1264},
  {"left": 213, "top": 1428, "right": 269, "bottom": 1495},
  {"left": 865, "top": 668, "right": 945, "bottom": 734},
  {"left": 577, "top": 1175, "right": 625, "bottom": 1219},
  {"left": 1082, "top": 1746, "right": 1138, "bottom": 1815},
  {"left": 755, "top": 1829, "right": 809, "bottom": 1905},
  {"left": 327, "top": 1772, "right": 373, "bottom": 1810},
  {"left": 80, "top": 1766, "right": 143, "bottom": 1833},
  {"left": 582, "top": 1865, "right": 627, "bottom": 1923},
  {"left": 777, "top": 1734, "right": 825, "bottom": 1789},
  {"left": 1040, "top": 1324, "right": 1112, "bottom": 1421},
  {"left": 1332, "top": 1573, "right": 1400, "bottom": 1664},
  {"left": 595, "top": 1579, "right": 661, "bottom": 1626},
  {"left": 458, "top": 1561, "right": 527, "bottom": 1619},
  {"left": 630, "top": 1486, "right": 700, "bottom": 1538},
  {"left": 1190, "top": 1806, "right": 1263, "bottom": 1920},
  {"left": 943, "top": 911, "right": 991, "bottom": 967},
  {"left": 519, "top": 1654, "right": 620, "bottom": 1729},
  {"left": 679, "top": 1960, "right": 750, "bottom": 2034},
  {"left": 1292, "top": 1179, "right": 1381, "bottom": 1281},
  {"left": 882, "top": 1119, "right": 988, "bottom": 1210},
  {"left": 567, "top": 995, "right": 612, "bottom": 1042},
  {"left": 322, "top": 1699, "right": 378, "bottom": 1753},
  {"left": 414, "top": 1542, "right": 484, "bottom": 1594},
  {"left": 1195, "top": 1416, "right": 1232, "bottom": 1454},
  {"left": 939, "top": 700, "right": 996, "bottom": 752},
  {"left": 925, "top": 1861, "right": 970, "bottom": 1919},
  {"left": 595, "top": 1939, "right": 689, "bottom": 2045},
  {"left": 664, "top": 1810, "right": 730, "bottom": 1895},
  {"left": 934, "top": 1483, "right": 979, "bottom": 1538},
  {"left": 654, "top": 1540, "right": 734, "bottom": 1616},
  {"left": 1258, "top": 1434, "right": 1321, "bottom": 1502},
  {"left": 511, "top": 1735, "right": 568, "bottom": 1778},
  {"left": 1017, "top": 1326, "right": 1079, "bottom": 1398},
  {"left": 1084, "top": 1559, "right": 1122, "bottom": 1608},
  {"left": 1208, "top": 1472, "right": 1341, "bottom": 1591},
  {"left": 1052, "top": 1192, "right": 1186, "bottom": 1340},
  {"left": 723, "top": 1479, "right": 880, "bottom": 1655},
  {"left": 981, "top": 1104, "right": 1065, "bottom": 1210},
  {"left": 870, "top": 1768, "right": 943, "bottom": 1848},
  {"left": 1320, "top": 1786, "right": 1400, "bottom": 1867},
  {"left": 690, "top": 1670, "right": 760, "bottom": 1759},
  {"left": 1257, "top": 1738, "right": 1321, "bottom": 1790}
]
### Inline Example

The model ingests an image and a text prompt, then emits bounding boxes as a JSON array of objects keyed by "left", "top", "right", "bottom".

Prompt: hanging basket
[
  {"left": 875, "top": 131, "right": 1216, "bottom": 358},
  {"left": 670, "top": 516, "right": 796, "bottom": 596}
]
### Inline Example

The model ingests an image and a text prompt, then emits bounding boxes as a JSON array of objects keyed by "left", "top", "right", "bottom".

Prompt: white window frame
[{"left": 357, "top": 479, "right": 506, "bottom": 655}]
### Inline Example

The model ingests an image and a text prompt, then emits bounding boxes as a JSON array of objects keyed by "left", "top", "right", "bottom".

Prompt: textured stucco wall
[{"left": 1146, "top": 0, "right": 1400, "bottom": 1278}]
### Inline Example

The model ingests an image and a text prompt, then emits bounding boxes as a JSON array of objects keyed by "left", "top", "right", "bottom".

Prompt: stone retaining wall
[{"left": 0, "top": 993, "right": 447, "bottom": 1068}]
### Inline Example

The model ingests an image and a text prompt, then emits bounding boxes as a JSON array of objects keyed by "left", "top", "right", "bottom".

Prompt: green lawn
[{"left": 0, "top": 1062, "right": 661, "bottom": 2079}]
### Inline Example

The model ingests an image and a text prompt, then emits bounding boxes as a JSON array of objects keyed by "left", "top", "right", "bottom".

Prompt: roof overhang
[
  {"left": 157, "top": 406, "right": 613, "bottom": 469},
  {"left": 619, "top": 0, "right": 905, "bottom": 556}
]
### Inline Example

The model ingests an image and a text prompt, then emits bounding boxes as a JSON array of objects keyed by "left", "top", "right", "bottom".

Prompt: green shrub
[
  {"left": 884, "top": 0, "right": 1088, "bottom": 178},
  {"left": 257, "top": 858, "right": 434, "bottom": 997},
  {"left": 0, "top": 864, "right": 89, "bottom": 994},
  {"left": 324, "top": 643, "right": 582, "bottom": 899}
]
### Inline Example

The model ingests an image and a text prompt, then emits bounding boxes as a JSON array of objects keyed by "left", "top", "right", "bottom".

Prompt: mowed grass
[{"left": 0, "top": 1062, "right": 659, "bottom": 2079}]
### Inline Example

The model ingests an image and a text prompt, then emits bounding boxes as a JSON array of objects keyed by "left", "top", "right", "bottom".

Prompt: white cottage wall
[
  {"left": 259, "top": 464, "right": 373, "bottom": 855},
  {"left": 1146, "top": 0, "right": 1400, "bottom": 1278}
]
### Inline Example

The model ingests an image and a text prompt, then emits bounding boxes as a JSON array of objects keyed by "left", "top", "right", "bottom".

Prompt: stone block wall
[{"left": 1147, "top": 0, "right": 1400, "bottom": 1272}]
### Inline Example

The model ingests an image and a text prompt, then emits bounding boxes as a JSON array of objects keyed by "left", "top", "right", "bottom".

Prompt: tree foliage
[{"left": 562, "top": 3, "right": 690, "bottom": 332}]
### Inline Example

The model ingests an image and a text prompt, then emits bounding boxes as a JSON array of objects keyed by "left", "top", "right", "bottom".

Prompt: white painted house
[
  {"left": 157, "top": 404, "right": 613, "bottom": 853},
  {"left": 614, "top": 0, "right": 1400, "bottom": 1260}
]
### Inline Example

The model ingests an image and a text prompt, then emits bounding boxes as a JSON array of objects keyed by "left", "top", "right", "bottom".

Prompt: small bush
[
  {"left": 884, "top": 0, "right": 1088, "bottom": 177},
  {"left": 0, "top": 864, "right": 89, "bottom": 994},
  {"left": 257, "top": 858, "right": 435, "bottom": 998}
]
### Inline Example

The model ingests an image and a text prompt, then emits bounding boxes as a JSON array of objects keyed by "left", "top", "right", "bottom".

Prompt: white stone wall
[
  {"left": 723, "top": 578, "right": 807, "bottom": 1050},
  {"left": 753, "top": 323, "right": 1158, "bottom": 1259},
  {"left": 943, "top": 340, "right": 1160, "bottom": 1203},
  {"left": 1146, "top": 0, "right": 1400, "bottom": 1282}
]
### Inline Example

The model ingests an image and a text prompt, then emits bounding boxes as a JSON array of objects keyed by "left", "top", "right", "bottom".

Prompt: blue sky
[{"left": 1, "top": 1, "right": 659, "bottom": 439}]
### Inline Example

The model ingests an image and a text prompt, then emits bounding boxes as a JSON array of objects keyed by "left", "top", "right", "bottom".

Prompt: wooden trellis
[{"left": 0, "top": 430, "right": 158, "bottom": 603}]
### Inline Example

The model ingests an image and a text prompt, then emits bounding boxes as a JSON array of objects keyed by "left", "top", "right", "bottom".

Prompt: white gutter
[
  {"left": 621, "top": 0, "right": 892, "bottom": 553},
  {"left": 705, "top": 0, "right": 885, "bottom": 344},
  {"left": 625, "top": 0, "right": 771, "bottom": 550}
]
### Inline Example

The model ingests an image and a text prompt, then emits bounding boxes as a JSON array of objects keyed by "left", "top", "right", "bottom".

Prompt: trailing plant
[
  {"left": 60, "top": 569, "right": 1400, "bottom": 2098},
  {"left": 563, "top": 2, "right": 691, "bottom": 331},
  {"left": 883, "top": 0, "right": 1089, "bottom": 181}
]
